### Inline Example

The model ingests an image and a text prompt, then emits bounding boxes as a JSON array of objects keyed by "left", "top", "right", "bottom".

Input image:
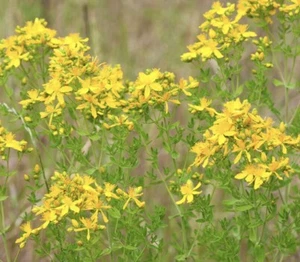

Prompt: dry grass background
[{"left": 1, "top": 0, "right": 300, "bottom": 261}]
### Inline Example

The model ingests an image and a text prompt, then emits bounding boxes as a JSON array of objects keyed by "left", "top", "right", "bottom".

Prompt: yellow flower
[
  {"left": 103, "top": 114, "right": 134, "bottom": 130},
  {"left": 189, "top": 97, "right": 216, "bottom": 116},
  {"left": 135, "top": 71, "right": 162, "bottom": 98},
  {"left": 210, "top": 15, "right": 234, "bottom": 35},
  {"left": 76, "top": 93, "right": 101, "bottom": 119},
  {"left": 280, "top": 0, "right": 300, "bottom": 15},
  {"left": 235, "top": 164, "right": 271, "bottom": 189},
  {"left": 102, "top": 182, "right": 120, "bottom": 201},
  {"left": 262, "top": 157, "right": 291, "bottom": 180},
  {"left": 229, "top": 24, "right": 257, "bottom": 43},
  {"left": 55, "top": 196, "right": 81, "bottom": 219},
  {"left": 180, "top": 50, "right": 197, "bottom": 62},
  {"left": 176, "top": 76, "right": 199, "bottom": 96},
  {"left": 43, "top": 78, "right": 72, "bottom": 105},
  {"left": 19, "top": 89, "right": 41, "bottom": 108},
  {"left": 5, "top": 46, "right": 29, "bottom": 69},
  {"left": 116, "top": 186, "right": 145, "bottom": 210},
  {"left": 222, "top": 98, "right": 251, "bottom": 119},
  {"left": 16, "top": 18, "right": 56, "bottom": 45},
  {"left": 237, "top": 0, "right": 279, "bottom": 23},
  {"left": 153, "top": 90, "right": 180, "bottom": 114},
  {"left": 191, "top": 141, "right": 219, "bottom": 168},
  {"left": 63, "top": 33, "right": 89, "bottom": 50},
  {"left": 232, "top": 139, "right": 251, "bottom": 164},
  {"left": 15, "top": 222, "right": 34, "bottom": 248},
  {"left": 209, "top": 118, "right": 236, "bottom": 145},
  {"left": 85, "top": 199, "right": 111, "bottom": 223},
  {"left": 3, "top": 132, "right": 26, "bottom": 151},
  {"left": 176, "top": 179, "right": 202, "bottom": 205},
  {"left": 40, "top": 104, "right": 62, "bottom": 125},
  {"left": 39, "top": 210, "right": 58, "bottom": 229},
  {"left": 77, "top": 77, "right": 99, "bottom": 95},
  {"left": 199, "top": 38, "right": 224, "bottom": 60},
  {"left": 72, "top": 217, "right": 105, "bottom": 241}
]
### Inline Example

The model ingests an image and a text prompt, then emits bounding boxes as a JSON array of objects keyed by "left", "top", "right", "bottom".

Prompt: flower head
[
  {"left": 176, "top": 180, "right": 202, "bottom": 205},
  {"left": 116, "top": 186, "right": 145, "bottom": 210}
]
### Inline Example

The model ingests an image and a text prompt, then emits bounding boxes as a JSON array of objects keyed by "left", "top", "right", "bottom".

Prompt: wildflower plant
[{"left": 1, "top": 1, "right": 300, "bottom": 261}]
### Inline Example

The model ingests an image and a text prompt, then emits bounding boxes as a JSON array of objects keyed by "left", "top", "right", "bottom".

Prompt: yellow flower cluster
[
  {"left": 0, "top": 19, "right": 199, "bottom": 131},
  {"left": 126, "top": 69, "right": 199, "bottom": 114},
  {"left": 0, "top": 121, "right": 28, "bottom": 158},
  {"left": 280, "top": 0, "right": 300, "bottom": 16},
  {"left": 15, "top": 19, "right": 126, "bottom": 126},
  {"left": 0, "top": 18, "right": 55, "bottom": 71},
  {"left": 181, "top": 0, "right": 300, "bottom": 63},
  {"left": 16, "top": 171, "right": 145, "bottom": 248},
  {"left": 181, "top": 1, "right": 257, "bottom": 62},
  {"left": 189, "top": 98, "right": 299, "bottom": 189},
  {"left": 237, "top": 0, "right": 280, "bottom": 24}
]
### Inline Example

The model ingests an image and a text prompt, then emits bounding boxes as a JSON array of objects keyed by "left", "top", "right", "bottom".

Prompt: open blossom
[
  {"left": 235, "top": 164, "right": 271, "bottom": 190},
  {"left": 71, "top": 216, "right": 105, "bottom": 241},
  {"left": 116, "top": 186, "right": 145, "bottom": 210},
  {"left": 176, "top": 180, "right": 202, "bottom": 205},
  {"left": 15, "top": 222, "right": 33, "bottom": 249},
  {"left": 0, "top": 122, "right": 28, "bottom": 154},
  {"left": 19, "top": 89, "right": 41, "bottom": 108},
  {"left": 135, "top": 70, "right": 162, "bottom": 99}
]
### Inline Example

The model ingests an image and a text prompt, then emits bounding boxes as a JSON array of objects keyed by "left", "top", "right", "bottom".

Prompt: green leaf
[
  {"left": 99, "top": 248, "right": 111, "bottom": 256},
  {"left": 254, "top": 244, "right": 265, "bottom": 262},
  {"left": 273, "top": 79, "right": 284, "bottom": 87},
  {"left": 124, "top": 245, "right": 137, "bottom": 250},
  {"left": 233, "top": 85, "right": 244, "bottom": 97},
  {"left": 107, "top": 208, "right": 121, "bottom": 219},
  {"left": 249, "top": 228, "right": 257, "bottom": 244},
  {"left": 273, "top": 79, "right": 296, "bottom": 89},
  {"left": 85, "top": 168, "right": 97, "bottom": 175},
  {"left": 76, "top": 128, "right": 90, "bottom": 137},
  {"left": 168, "top": 213, "right": 182, "bottom": 219},
  {"left": 0, "top": 195, "right": 8, "bottom": 202},
  {"left": 4, "top": 84, "right": 13, "bottom": 98},
  {"left": 89, "top": 133, "right": 101, "bottom": 141},
  {"left": 223, "top": 199, "right": 239, "bottom": 207},
  {"left": 175, "top": 254, "right": 188, "bottom": 261},
  {"left": 235, "top": 204, "right": 253, "bottom": 212}
]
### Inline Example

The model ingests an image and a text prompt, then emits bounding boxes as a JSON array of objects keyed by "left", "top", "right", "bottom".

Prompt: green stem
[
  {"left": 162, "top": 117, "right": 178, "bottom": 170},
  {"left": 12, "top": 248, "right": 20, "bottom": 262},
  {"left": 38, "top": 151, "right": 49, "bottom": 192},
  {"left": 0, "top": 202, "right": 11, "bottom": 262},
  {"left": 0, "top": 157, "right": 11, "bottom": 262},
  {"left": 137, "top": 116, "right": 189, "bottom": 252},
  {"left": 285, "top": 87, "right": 289, "bottom": 123}
]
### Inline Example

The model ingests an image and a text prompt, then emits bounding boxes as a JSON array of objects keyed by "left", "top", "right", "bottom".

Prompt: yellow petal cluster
[
  {"left": 190, "top": 98, "right": 299, "bottom": 189},
  {"left": 0, "top": 121, "right": 28, "bottom": 156},
  {"left": 237, "top": 0, "right": 280, "bottom": 24},
  {"left": 0, "top": 19, "right": 200, "bottom": 132},
  {"left": 280, "top": 0, "right": 300, "bottom": 15},
  {"left": 176, "top": 179, "right": 202, "bottom": 205},
  {"left": 181, "top": 1, "right": 257, "bottom": 62},
  {"left": 16, "top": 171, "right": 145, "bottom": 248}
]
